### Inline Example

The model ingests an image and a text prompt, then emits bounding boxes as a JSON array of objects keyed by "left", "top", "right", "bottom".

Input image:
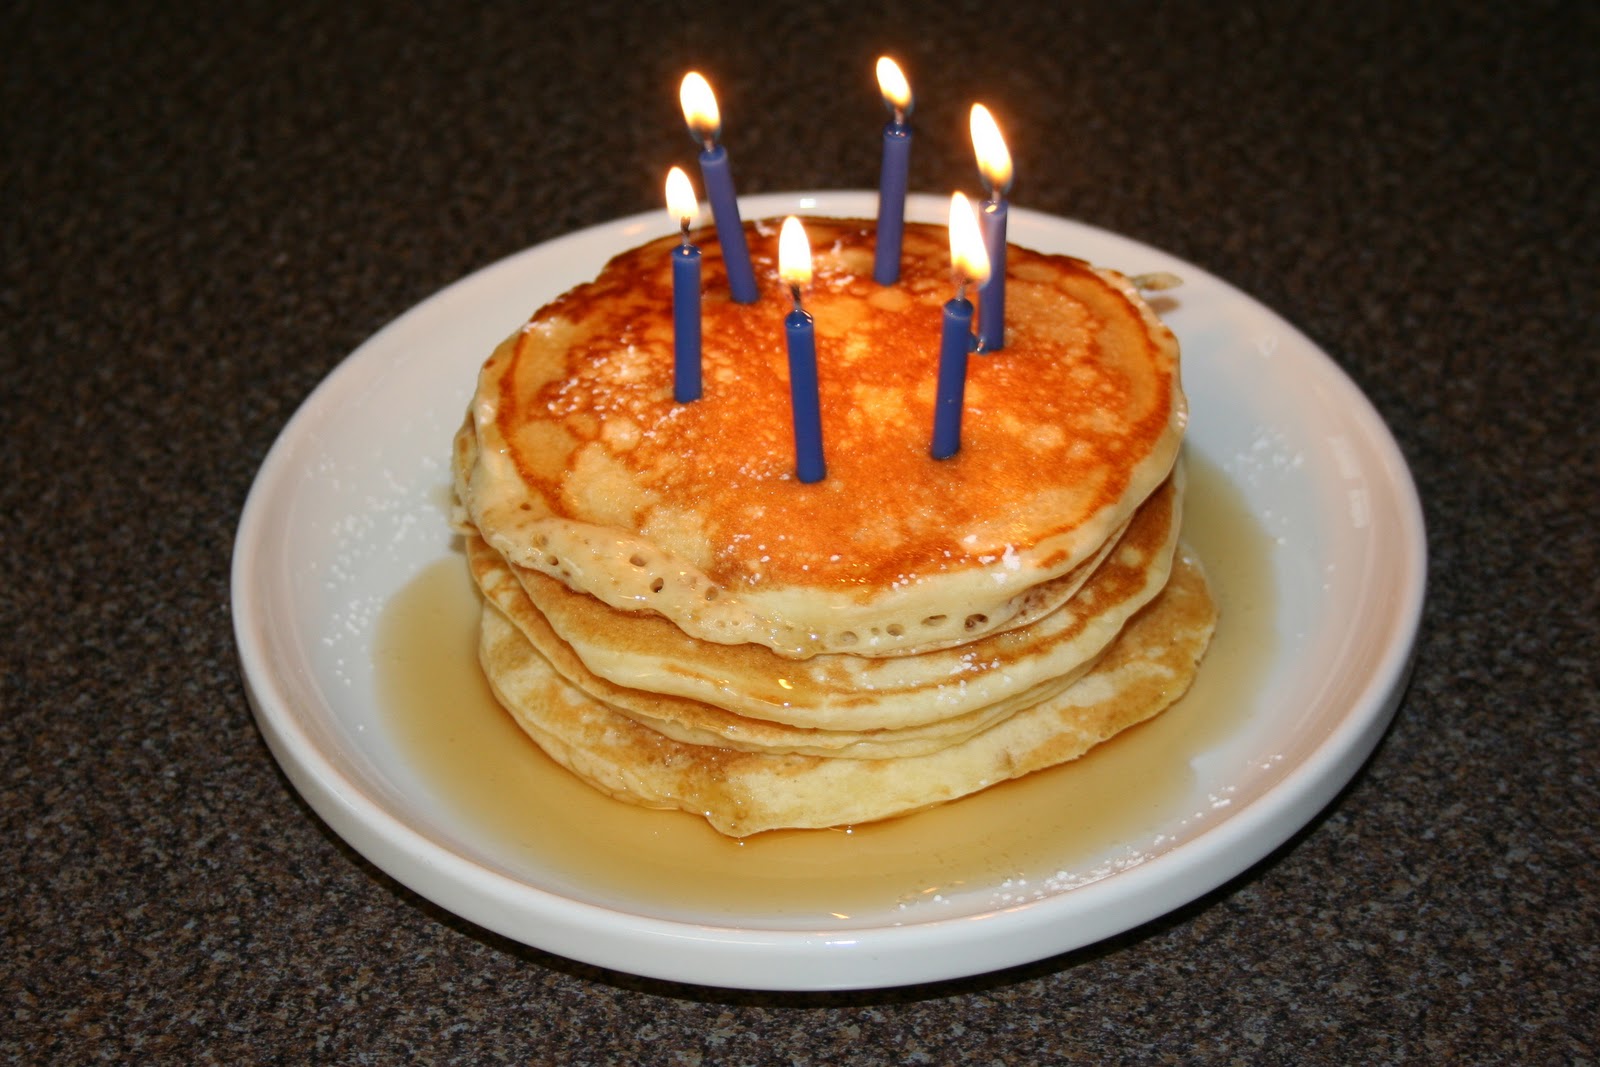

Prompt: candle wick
[
  {"left": 701, "top": 135, "right": 717, "bottom": 154},
  {"left": 789, "top": 283, "right": 804, "bottom": 313},
  {"left": 680, "top": 220, "right": 692, "bottom": 245}
]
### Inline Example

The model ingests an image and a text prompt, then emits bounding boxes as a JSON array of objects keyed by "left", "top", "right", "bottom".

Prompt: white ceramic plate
[{"left": 232, "top": 191, "right": 1425, "bottom": 990}]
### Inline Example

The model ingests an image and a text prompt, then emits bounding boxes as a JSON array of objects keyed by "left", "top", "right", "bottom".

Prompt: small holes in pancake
[
  {"left": 629, "top": 554, "right": 647, "bottom": 568},
  {"left": 705, "top": 587, "right": 719, "bottom": 601},
  {"left": 964, "top": 613, "right": 989, "bottom": 631},
  {"left": 547, "top": 556, "right": 560, "bottom": 567},
  {"left": 922, "top": 614, "right": 948, "bottom": 628},
  {"left": 886, "top": 623, "right": 904, "bottom": 637},
  {"left": 837, "top": 631, "right": 858, "bottom": 646},
  {"left": 650, "top": 577, "right": 665, "bottom": 594}
]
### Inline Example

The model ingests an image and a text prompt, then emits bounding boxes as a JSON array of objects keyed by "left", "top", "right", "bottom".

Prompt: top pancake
[{"left": 455, "top": 217, "right": 1185, "bottom": 658}]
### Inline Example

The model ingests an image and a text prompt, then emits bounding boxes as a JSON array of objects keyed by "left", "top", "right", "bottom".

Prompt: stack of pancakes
[{"left": 451, "top": 218, "right": 1216, "bottom": 836}]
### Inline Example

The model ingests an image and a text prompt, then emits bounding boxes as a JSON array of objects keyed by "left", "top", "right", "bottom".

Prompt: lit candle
[
  {"left": 680, "top": 72, "right": 759, "bottom": 304},
  {"left": 872, "top": 56, "right": 913, "bottom": 286},
  {"left": 970, "top": 104, "right": 1013, "bottom": 352},
  {"left": 665, "top": 166, "right": 702, "bottom": 403},
  {"left": 931, "top": 192, "right": 992, "bottom": 460},
  {"left": 778, "top": 216, "right": 825, "bottom": 483}
]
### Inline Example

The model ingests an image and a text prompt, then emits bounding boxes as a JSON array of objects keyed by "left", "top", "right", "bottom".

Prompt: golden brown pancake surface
[{"left": 456, "top": 218, "right": 1186, "bottom": 657}]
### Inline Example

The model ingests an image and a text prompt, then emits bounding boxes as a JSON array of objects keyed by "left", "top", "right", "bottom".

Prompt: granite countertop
[{"left": 4, "top": 1, "right": 1595, "bottom": 1061}]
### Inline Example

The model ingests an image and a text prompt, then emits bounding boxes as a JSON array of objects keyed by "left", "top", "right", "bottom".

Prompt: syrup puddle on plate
[{"left": 376, "top": 454, "right": 1273, "bottom": 922}]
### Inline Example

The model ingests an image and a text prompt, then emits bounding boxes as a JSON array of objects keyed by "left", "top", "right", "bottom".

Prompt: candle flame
[
  {"left": 679, "top": 71, "right": 722, "bottom": 145},
  {"left": 779, "top": 215, "right": 813, "bottom": 288},
  {"left": 948, "top": 192, "right": 991, "bottom": 288},
  {"left": 969, "top": 104, "right": 1014, "bottom": 196},
  {"left": 665, "top": 166, "right": 698, "bottom": 227},
  {"left": 876, "top": 56, "right": 912, "bottom": 115}
]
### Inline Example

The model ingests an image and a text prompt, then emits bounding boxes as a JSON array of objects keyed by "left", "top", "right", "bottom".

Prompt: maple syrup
[{"left": 376, "top": 455, "right": 1273, "bottom": 920}]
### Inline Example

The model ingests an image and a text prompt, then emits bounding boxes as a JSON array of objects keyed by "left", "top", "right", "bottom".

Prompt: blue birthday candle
[
  {"left": 665, "top": 166, "right": 702, "bottom": 403},
  {"left": 931, "top": 192, "right": 993, "bottom": 459},
  {"left": 778, "top": 216, "right": 825, "bottom": 483},
  {"left": 970, "top": 104, "right": 1013, "bottom": 353},
  {"left": 680, "top": 72, "right": 759, "bottom": 304},
  {"left": 873, "top": 57, "right": 914, "bottom": 286}
]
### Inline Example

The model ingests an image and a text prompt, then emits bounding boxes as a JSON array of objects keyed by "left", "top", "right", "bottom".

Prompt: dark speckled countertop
[{"left": 4, "top": 1, "right": 1595, "bottom": 1061}]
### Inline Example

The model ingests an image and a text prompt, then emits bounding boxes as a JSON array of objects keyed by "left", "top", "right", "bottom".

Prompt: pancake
[
  {"left": 477, "top": 470, "right": 1184, "bottom": 742},
  {"left": 453, "top": 217, "right": 1185, "bottom": 658},
  {"left": 451, "top": 214, "right": 1214, "bottom": 835},
  {"left": 475, "top": 549, "right": 1216, "bottom": 836}
]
